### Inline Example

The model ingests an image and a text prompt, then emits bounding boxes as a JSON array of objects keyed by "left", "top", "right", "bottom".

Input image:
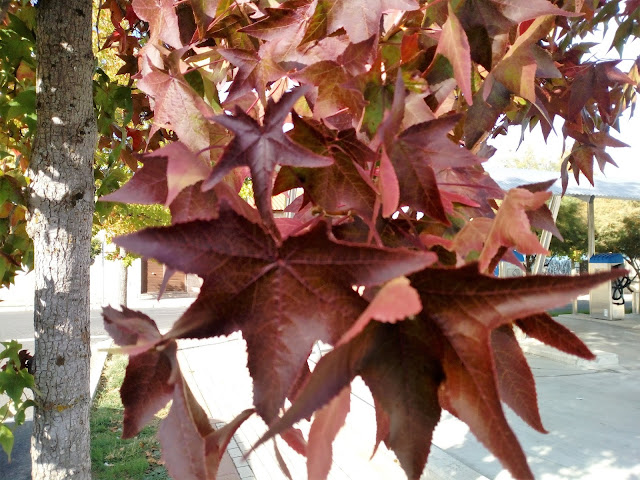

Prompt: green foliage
[
  {"left": 0, "top": 340, "right": 35, "bottom": 462},
  {"left": 550, "top": 197, "right": 588, "bottom": 261}
]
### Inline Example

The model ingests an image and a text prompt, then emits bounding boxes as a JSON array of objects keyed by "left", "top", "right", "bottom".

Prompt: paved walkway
[
  {"left": 3, "top": 312, "right": 638, "bottom": 479},
  {"left": 178, "top": 314, "right": 640, "bottom": 480}
]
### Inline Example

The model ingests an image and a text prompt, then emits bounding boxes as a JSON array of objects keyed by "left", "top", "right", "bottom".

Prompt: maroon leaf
[
  {"left": 275, "top": 117, "right": 377, "bottom": 219},
  {"left": 307, "top": 386, "right": 351, "bottom": 480},
  {"left": 115, "top": 209, "right": 435, "bottom": 422},
  {"left": 136, "top": 67, "right": 227, "bottom": 154},
  {"left": 491, "top": 325, "right": 546, "bottom": 432},
  {"left": 133, "top": 0, "right": 182, "bottom": 49},
  {"left": 336, "top": 276, "right": 421, "bottom": 346},
  {"left": 102, "top": 306, "right": 163, "bottom": 355},
  {"left": 323, "top": 0, "right": 419, "bottom": 43},
  {"left": 516, "top": 313, "right": 594, "bottom": 360},
  {"left": 256, "top": 318, "right": 444, "bottom": 480},
  {"left": 478, "top": 188, "right": 551, "bottom": 273},
  {"left": 203, "top": 87, "right": 333, "bottom": 234},
  {"left": 387, "top": 115, "right": 481, "bottom": 223},
  {"left": 158, "top": 377, "right": 251, "bottom": 480},
  {"left": 435, "top": 5, "right": 473, "bottom": 104},
  {"left": 219, "top": 47, "right": 286, "bottom": 104},
  {"left": 409, "top": 264, "right": 623, "bottom": 479},
  {"left": 121, "top": 341, "right": 178, "bottom": 438},
  {"left": 293, "top": 60, "right": 367, "bottom": 125}
]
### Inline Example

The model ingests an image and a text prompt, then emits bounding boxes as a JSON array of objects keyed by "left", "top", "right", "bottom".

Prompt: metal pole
[
  {"left": 587, "top": 195, "right": 595, "bottom": 258},
  {"left": 532, "top": 194, "right": 562, "bottom": 275}
]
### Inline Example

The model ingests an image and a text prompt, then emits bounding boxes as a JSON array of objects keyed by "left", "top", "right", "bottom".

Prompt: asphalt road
[{"left": 0, "top": 306, "right": 188, "bottom": 354}]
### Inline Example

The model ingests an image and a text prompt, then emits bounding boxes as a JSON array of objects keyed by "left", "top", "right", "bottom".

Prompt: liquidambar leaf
[
  {"left": 307, "top": 386, "right": 351, "bottom": 480},
  {"left": 115, "top": 208, "right": 435, "bottom": 423},
  {"left": 336, "top": 276, "right": 421, "bottom": 346},
  {"left": 259, "top": 265, "right": 622, "bottom": 480},
  {"left": 478, "top": 187, "right": 551, "bottom": 272},
  {"left": 203, "top": 87, "right": 333, "bottom": 235}
]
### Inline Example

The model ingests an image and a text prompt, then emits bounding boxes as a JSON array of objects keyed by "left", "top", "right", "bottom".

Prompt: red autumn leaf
[
  {"left": 336, "top": 276, "right": 421, "bottom": 346},
  {"left": 410, "top": 265, "right": 623, "bottom": 479},
  {"left": 491, "top": 324, "right": 546, "bottom": 432},
  {"left": 293, "top": 61, "right": 367, "bottom": 123},
  {"left": 478, "top": 187, "right": 551, "bottom": 272},
  {"left": 274, "top": 116, "right": 377, "bottom": 219},
  {"left": 114, "top": 208, "right": 435, "bottom": 422},
  {"left": 239, "top": 1, "right": 318, "bottom": 63},
  {"left": 203, "top": 87, "right": 333, "bottom": 234},
  {"left": 519, "top": 180, "right": 563, "bottom": 240},
  {"left": 132, "top": 0, "right": 182, "bottom": 49},
  {"left": 159, "top": 376, "right": 254, "bottom": 480},
  {"left": 188, "top": 0, "right": 219, "bottom": 36},
  {"left": 137, "top": 67, "right": 229, "bottom": 155},
  {"left": 435, "top": 4, "right": 473, "bottom": 104},
  {"left": 257, "top": 318, "right": 445, "bottom": 480},
  {"left": 100, "top": 142, "right": 211, "bottom": 206},
  {"left": 102, "top": 305, "right": 163, "bottom": 355},
  {"left": 307, "top": 386, "right": 351, "bottom": 480},
  {"left": 120, "top": 341, "right": 178, "bottom": 438},
  {"left": 516, "top": 313, "right": 594, "bottom": 360},
  {"left": 322, "top": 0, "right": 419, "bottom": 43},
  {"left": 260, "top": 265, "right": 623, "bottom": 480},
  {"left": 169, "top": 180, "right": 259, "bottom": 224},
  {"left": 218, "top": 47, "right": 286, "bottom": 104},
  {"left": 379, "top": 146, "right": 400, "bottom": 218},
  {"left": 387, "top": 115, "right": 481, "bottom": 223}
]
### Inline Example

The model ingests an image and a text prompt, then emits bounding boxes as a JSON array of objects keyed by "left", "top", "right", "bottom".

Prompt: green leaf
[{"left": 0, "top": 423, "right": 14, "bottom": 462}]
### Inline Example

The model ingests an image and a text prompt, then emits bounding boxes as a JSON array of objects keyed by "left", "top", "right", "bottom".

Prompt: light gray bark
[
  {"left": 26, "top": 1, "right": 96, "bottom": 478},
  {"left": 118, "top": 247, "right": 128, "bottom": 307}
]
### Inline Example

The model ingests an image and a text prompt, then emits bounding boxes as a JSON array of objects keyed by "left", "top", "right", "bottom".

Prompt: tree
[
  {"left": 600, "top": 206, "right": 640, "bottom": 282},
  {"left": 25, "top": 0, "right": 96, "bottom": 477},
  {"left": 5, "top": 0, "right": 636, "bottom": 479},
  {"left": 98, "top": 1, "right": 640, "bottom": 479},
  {"left": 550, "top": 196, "right": 588, "bottom": 261}
]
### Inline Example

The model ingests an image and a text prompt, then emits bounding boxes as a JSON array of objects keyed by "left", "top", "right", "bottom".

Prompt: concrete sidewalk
[{"left": 177, "top": 314, "right": 640, "bottom": 480}]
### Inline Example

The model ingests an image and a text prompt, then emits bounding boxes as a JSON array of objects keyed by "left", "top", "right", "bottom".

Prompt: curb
[
  {"left": 558, "top": 313, "right": 640, "bottom": 330},
  {"left": 90, "top": 339, "right": 113, "bottom": 403},
  {"left": 520, "top": 339, "right": 619, "bottom": 367},
  {"left": 422, "top": 445, "right": 490, "bottom": 480}
]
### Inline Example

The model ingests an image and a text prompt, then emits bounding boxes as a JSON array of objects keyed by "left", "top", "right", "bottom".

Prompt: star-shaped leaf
[
  {"left": 274, "top": 115, "right": 377, "bottom": 219},
  {"left": 255, "top": 318, "right": 445, "bottom": 480},
  {"left": 114, "top": 208, "right": 436, "bottom": 422},
  {"left": 323, "top": 0, "right": 419, "bottom": 43},
  {"left": 478, "top": 187, "right": 551, "bottom": 272},
  {"left": 293, "top": 60, "right": 367, "bottom": 124},
  {"left": 435, "top": 4, "right": 473, "bottom": 104},
  {"left": 133, "top": 0, "right": 182, "bottom": 49},
  {"left": 387, "top": 115, "right": 482, "bottom": 223},
  {"left": 137, "top": 67, "right": 229, "bottom": 155},
  {"left": 410, "top": 264, "right": 615, "bottom": 479},
  {"left": 257, "top": 264, "right": 618, "bottom": 480},
  {"left": 218, "top": 47, "right": 286, "bottom": 104},
  {"left": 203, "top": 87, "right": 333, "bottom": 235}
]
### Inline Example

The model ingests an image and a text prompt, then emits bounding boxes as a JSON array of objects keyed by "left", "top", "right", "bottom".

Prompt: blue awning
[{"left": 589, "top": 253, "right": 625, "bottom": 264}]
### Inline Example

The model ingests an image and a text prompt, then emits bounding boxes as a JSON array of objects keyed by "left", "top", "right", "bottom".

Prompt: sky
[{"left": 486, "top": 25, "right": 640, "bottom": 181}]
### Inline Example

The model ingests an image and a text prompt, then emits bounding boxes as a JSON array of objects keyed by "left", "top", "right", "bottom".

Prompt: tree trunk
[
  {"left": 119, "top": 247, "right": 128, "bottom": 307},
  {"left": 26, "top": 1, "right": 96, "bottom": 478}
]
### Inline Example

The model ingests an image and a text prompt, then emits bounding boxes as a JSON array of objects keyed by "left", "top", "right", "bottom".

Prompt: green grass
[{"left": 90, "top": 354, "right": 170, "bottom": 480}]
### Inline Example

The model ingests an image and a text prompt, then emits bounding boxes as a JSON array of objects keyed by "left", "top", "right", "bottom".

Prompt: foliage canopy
[{"left": 3, "top": 0, "right": 640, "bottom": 478}]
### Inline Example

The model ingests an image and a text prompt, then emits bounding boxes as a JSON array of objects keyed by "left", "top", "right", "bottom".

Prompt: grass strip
[{"left": 90, "top": 354, "right": 170, "bottom": 480}]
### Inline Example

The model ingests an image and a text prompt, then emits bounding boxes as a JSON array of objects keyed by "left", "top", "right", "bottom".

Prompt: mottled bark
[
  {"left": 119, "top": 247, "right": 128, "bottom": 307},
  {"left": 26, "top": 1, "right": 96, "bottom": 478}
]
